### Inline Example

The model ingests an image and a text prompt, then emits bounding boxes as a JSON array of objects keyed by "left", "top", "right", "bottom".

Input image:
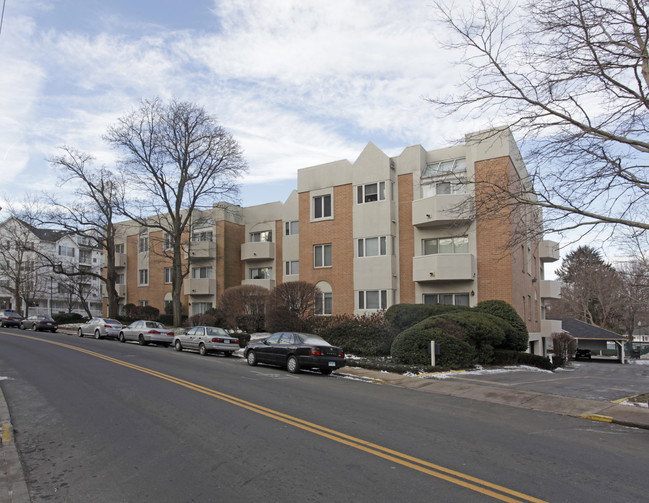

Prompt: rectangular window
[
  {"left": 313, "top": 194, "right": 332, "bottom": 219},
  {"left": 163, "top": 233, "right": 173, "bottom": 250},
  {"left": 315, "top": 292, "right": 333, "bottom": 315},
  {"left": 192, "top": 302, "right": 213, "bottom": 315},
  {"left": 138, "top": 235, "right": 149, "bottom": 253},
  {"left": 422, "top": 236, "right": 469, "bottom": 255},
  {"left": 192, "top": 231, "right": 213, "bottom": 242},
  {"left": 192, "top": 266, "right": 213, "bottom": 279},
  {"left": 138, "top": 300, "right": 148, "bottom": 307},
  {"left": 285, "top": 261, "right": 299, "bottom": 276},
  {"left": 423, "top": 158, "right": 467, "bottom": 177},
  {"left": 138, "top": 269, "right": 148, "bottom": 285},
  {"left": 357, "top": 236, "right": 387, "bottom": 257},
  {"left": 423, "top": 293, "right": 470, "bottom": 306},
  {"left": 115, "top": 274, "right": 124, "bottom": 284},
  {"left": 285, "top": 221, "right": 299, "bottom": 236},
  {"left": 250, "top": 230, "right": 272, "bottom": 242},
  {"left": 250, "top": 267, "right": 272, "bottom": 280},
  {"left": 421, "top": 178, "right": 467, "bottom": 198},
  {"left": 58, "top": 245, "right": 75, "bottom": 257},
  {"left": 79, "top": 250, "right": 92, "bottom": 263},
  {"left": 115, "top": 243, "right": 125, "bottom": 254},
  {"left": 164, "top": 267, "right": 172, "bottom": 284},
  {"left": 358, "top": 290, "right": 389, "bottom": 310},
  {"left": 357, "top": 182, "right": 386, "bottom": 204},
  {"left": 314, "top": 244, "right": 332, "bottom": 268}
]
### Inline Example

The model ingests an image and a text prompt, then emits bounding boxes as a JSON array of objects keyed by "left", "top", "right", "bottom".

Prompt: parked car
[
  {"left": 244, "top": 332, "right": 346, "bottom": 375},
  {"left": 77, "top": 318, "right": 125, "bottom": 339},
  {"left": 575, "top": 348, "right": 592, "bottom": 360},
  {"left": 118, "top": 320, "right": 174, "bottom": 346},
  {"left": 20, "top": 315, "right": 58, "bottom": 332},
  {"left": 0, "top": 310, "right": 24, "bottom": 328},
  {"left": 174, "top": 326, "right": 239, "bottom": 356}
]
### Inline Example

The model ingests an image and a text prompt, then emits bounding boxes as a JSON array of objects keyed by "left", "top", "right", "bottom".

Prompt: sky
[{"left": 0, "top": 0, "right": 483, "bottom": 208}]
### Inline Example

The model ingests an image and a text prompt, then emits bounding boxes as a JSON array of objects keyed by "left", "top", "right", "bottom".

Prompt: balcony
[
  {"left": 102, "top": 284, "right": 126, "bottom": 298},
  {"left": 412, "top": 195, "right": 472, "bottom": 228},
  {"left": 114, "top": 253, "right": 127, "bottom": 268},
  {"left": 241, "top": 278, "right": 275, "bottom": 290},
  {"left": 540, "top": 279, "right": 561, "bottom": 299},
  {"left": 184, "top": 241, "right": 217, "bottom": 260},
  {"left": 183, "top": 278, "right": 216, "bottom": 296},
  {"left": 539, "top": 240, "right": 559, "bottom": 262},
  {"left": 241, "top": 241, "right": 275, "bottom": 261},
  {"left": 412, "top": 253, "right": 475, "bottom": 282}
]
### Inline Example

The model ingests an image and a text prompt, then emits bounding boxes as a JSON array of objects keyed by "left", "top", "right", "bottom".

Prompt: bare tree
[
  {"left": 433, "top": 0, "right": 649, "bottom": 242},
  {"left": 218, "top": 285, "right": 269, "bottom": 332},
  {"left": 48, "top": 147, "right": 125, "bottom": 318},
  {"left": 266, "top": 281, "right": 319, "bottom": 332},
  {"left": 617, "top": 258, "right": 649, "bottom": 339},
  {"left": 106, "top": 98, "right": 247, "bottom": 326}
]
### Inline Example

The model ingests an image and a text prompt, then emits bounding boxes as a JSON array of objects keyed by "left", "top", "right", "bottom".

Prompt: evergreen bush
[
  {"left": 492, "top": 349, "right": 557, "bottom": 370},
  {"left": 473, "top": 300, "right": 529, "bottom": 351},
  {"left": 318, "top": 322, "right": 397, "bottom": 357},
  {"left": 52, "top": 312, "right": 85, "bottom": 324},
  {"left": 385, "top": 303, "right": 468, "bottom": 332}
]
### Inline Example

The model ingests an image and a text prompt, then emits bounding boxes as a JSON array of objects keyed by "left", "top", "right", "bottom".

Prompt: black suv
[{"left": 574, "top": 348, "right": 592, "bottom": 360}]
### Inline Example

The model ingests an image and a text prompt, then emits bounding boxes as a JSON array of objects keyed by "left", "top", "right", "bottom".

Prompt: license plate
[
  {"left": 224, "top": 339, "right": 230, "bottom": 344},
  {"left": 328, "top": 361, "right": 336, "bottom": 367}
]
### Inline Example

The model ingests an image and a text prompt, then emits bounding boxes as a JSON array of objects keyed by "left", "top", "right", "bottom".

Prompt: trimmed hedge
[
  {"left": 492, "top": 350, "right": 557, "bottom": 370},
  {"left": 474, "top": 300, "right": 528, "bottom": 351},
  {"left": 318, "top": 322, "right": 397, "bottom": 357},
  {"left": 52, "top": 312, "right": 85, "bottom": 324},
  {"left": 385, "top": 303, "right": 469, "bottom": 332}
]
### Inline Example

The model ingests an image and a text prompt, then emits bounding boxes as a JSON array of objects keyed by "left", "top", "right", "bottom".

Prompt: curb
[{"left": 0, "top": 383, "right": 31, "bottom": 503}]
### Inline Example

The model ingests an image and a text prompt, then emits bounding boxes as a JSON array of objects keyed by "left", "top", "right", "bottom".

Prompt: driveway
[{"left": 437, "top": 360, "right": 649, "bottom": 403}]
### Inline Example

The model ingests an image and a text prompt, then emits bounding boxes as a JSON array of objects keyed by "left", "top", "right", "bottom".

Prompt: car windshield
[
  {"left": 206, "top": 327, "right": 227, "bottom": 336},
  {"left": 105, "top": 319, "right": 121, "bottom": 325},
  {"left": 146, "top": 322, "right": 164, "bottom": 329},
  {"left": 296, "top": 333, "right": 329, "bottom": 345}
]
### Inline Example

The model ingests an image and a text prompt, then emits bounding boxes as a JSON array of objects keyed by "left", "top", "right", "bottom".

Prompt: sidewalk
[
  {"left": 339, "top": 366, "right": 649, "bottom": 430},
  {"left": 0, "top": 384, "right": 30, "bottom": 503}
]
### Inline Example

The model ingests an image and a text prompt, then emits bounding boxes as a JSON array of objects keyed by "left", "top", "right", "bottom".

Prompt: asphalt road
[{"left": 1, "top": 328, "right": 648, "bottom": 502}]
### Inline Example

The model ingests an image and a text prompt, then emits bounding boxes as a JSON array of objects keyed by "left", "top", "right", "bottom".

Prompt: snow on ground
[{"left": 417, "top": 365, "right": 553, "bottom": 379}]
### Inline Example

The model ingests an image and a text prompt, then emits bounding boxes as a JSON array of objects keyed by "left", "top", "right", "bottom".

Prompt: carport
[{"left": 557, "top": 318, "right": 628, "bottom": 364}]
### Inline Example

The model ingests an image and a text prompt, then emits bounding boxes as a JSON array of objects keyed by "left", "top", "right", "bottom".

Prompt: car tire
[
  {"left": 94, "top": 330, "right": 101, "bottom": 340},
  {"left": 119, "top": 332, "right": 126, "bottom": 343},
  {"left": 199, "top": 343, "right": 207, "bottom": 356},
  {"left": 78, "top": 328, "right": 84, "bottom": 337},
  {"left": 321, "top": 368, "right": 333, "bottom": 375},
  {"left": 246, "top": 350, "right": 258, "bottom": 366},
  {"left": 31, "top": 323, "right": 37, "bottom": 331},
  {"left": 138, "top": 334, "right": 147, "bottom": 346},
  {"left": 20, "top": 323, "right": 25, "bottom": 330},
  {"left": 287, "top": 355, "right": 300, "bottom": 374},
  {"left": 174, "top": 340, "right": 183, "bottom": 352}
]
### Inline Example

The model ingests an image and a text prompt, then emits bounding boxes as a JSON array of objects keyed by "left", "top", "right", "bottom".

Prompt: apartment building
[
  {"left": 0, "top": 217, "right": 103, "bottom": 316},
  {"left": 107, "top": 127, "right": 561, "bottom": 354}
]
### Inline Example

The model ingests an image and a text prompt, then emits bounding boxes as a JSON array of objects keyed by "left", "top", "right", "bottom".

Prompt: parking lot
[{"left": 442, "top": 359, "right": 649, "bottom": 403}]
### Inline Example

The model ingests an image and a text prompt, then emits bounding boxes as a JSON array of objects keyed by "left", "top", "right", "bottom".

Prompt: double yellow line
[{"left": 7, "top": 332, "right": 546, "bottom": 503}]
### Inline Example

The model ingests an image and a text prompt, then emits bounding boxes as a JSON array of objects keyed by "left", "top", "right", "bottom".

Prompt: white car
[
  {"left": 174, "top": 326, "right": 239, "bottom": 356},
  {"left": 78, "top": 318, "right": 125, "bottom": 339},
  {"left": 118, "top": 320, "right": 175, "bottom": 346}
]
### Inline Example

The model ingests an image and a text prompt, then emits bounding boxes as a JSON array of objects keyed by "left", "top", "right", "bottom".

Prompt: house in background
[
  {"left": 558, "top": 318, "right": 629, "bottom": 363},
  {"left": 107, "top": 127, "right": 561, "bottom": 355}
]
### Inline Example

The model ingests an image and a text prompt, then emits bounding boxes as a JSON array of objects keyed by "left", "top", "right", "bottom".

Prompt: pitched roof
[{"left": 555, "top": 318, "right": 627, "bottom": 341}]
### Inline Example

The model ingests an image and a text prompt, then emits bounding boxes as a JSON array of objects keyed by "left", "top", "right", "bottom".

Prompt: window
[
  {"left": 164, "top": 267, "right": 172, "bottom": 284},
  {"left": 421, "top": 179, "right": 466, "bottom": 198},
  {"left": 314, "top": 244, "right": 332, "bottom": 268},
  {"left": 138, "top": 300, "right": 148, "bottom": 307},
  {"left": 192, "top": 266, "right": 213, "bottom": 279},
  {"left": 163, "top": 233, "right": 173, "bottom": 250},
  {"left": 285, "top": 220, "right": 299, "bottom": 236},
  {"left": 422, "top": 236, "right": 469, "bottom": 255},
  {"left": 315, "top": 292, "right": 333, "bottom": 315},
  {"left": 313, "top": 194, "right": 332, "bottom": 219},
  {"left": 115, "top": 274, "right": 124, "bottom": 284},
  {"left": 357, "top": 182, "right": 386, "bottom": 204},
  {"left": 250, "top": 267, "right": 272, "bottom": 280},
  {"left": 115, "top": 243, "right": 125, "bottom": 254},
  {"left": 58, "top": 245, "right": 75, "bottom": 257},
  {"left": 423, "top": 158, "right": 467, "bottom": 177},
  {"left": 79, "top": 249, "right": 91, "bottom": 263},
  {"left": 358, "top": 290, "right": 389, "bottom": 310},
  {"left": 138, "top": 234, "right": 149, "bottom": 253},
  {"left": 423, "top": 293, "right": 470, "bottom": 306},
  {"left": 285, "top": 261, "right": 299, "bottom": 275},
  {"left": 138, "top": 269, "right": 148, "bottom": 285},
  {"left": 358, "top": 237, "right": 387, "bottom": 257},
  {"left": 192, "top": 230, "right": 213, "bottom": 242},
  {"left": 250, "top": 230, "right": 272, "bottom": 242},
  {"left": 192, "top": 302, "right": 213, "bottom": 315}
]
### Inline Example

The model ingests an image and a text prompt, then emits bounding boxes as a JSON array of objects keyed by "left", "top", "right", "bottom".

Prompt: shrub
[
  {"left": 318, "top": 322, "right": 398, "bottom": 357},
  {"left": 53, "top": 312, "right": 85, "bottom": 324},
  {"left": 159, "top": 314, "right": 188, "bottom": 327},
  {"left": 385, "top": 303, "right": 469, "bottom": 332},
  {"left": 473, "top": 300, "right": 528, "bottom": 351},
  {"left": 492, "top": 350, "right": 557, "bottom": 370},
  {"left": 391, "top": 319, "right": 476, "bottom": 368}
]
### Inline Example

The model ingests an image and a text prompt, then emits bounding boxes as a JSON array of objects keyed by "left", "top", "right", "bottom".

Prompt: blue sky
[{"left": 0, "top": 0, "right": 484, "bottom": 208}]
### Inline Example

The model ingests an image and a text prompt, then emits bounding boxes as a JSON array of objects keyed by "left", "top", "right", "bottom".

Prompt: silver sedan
[
  {"left": 118, "top": 320, "right": 175, "bottom": 346},
  {"left": 78, "top": 318, "right": 125, "bottom": 339},
  {"left": 174, "top": 326, "right": 239, "bottom": 356}
]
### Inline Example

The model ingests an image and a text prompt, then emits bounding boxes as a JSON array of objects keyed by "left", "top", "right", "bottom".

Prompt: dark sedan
[
  {"left": 20, "top": 315, "right": 58, "bottom": 332},
  {"left": 0, "top": 310, "right": 24, "bottom": 328},
  {"left": 244, "top": 332, "right": 345, "bottom": 375}
]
